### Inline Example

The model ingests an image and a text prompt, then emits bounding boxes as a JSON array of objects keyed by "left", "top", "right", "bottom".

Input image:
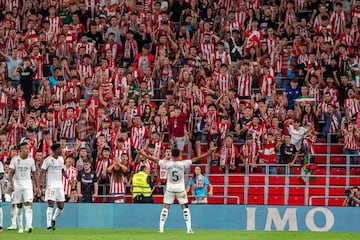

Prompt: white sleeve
[
  {"left": 9, "top": 157, "right": 16, "bottom": 170},
  {"left": 158, "top": 159, "right": 166, "bottom": 168},
  {"left": 184, "top": 160, "right": 192, "bottom": 168},
  {"left": 30, "top": 158, "right": 36, "bottom": 172},
  {"left": 0, "top": 162, "right": 4, "bottom": 173},
  {"left": 41, "top": 158, "right": 49, "bottom": 171}
]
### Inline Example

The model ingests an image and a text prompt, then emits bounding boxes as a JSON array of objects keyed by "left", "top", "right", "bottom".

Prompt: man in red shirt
[{"left": 168, "top": 105, "right": 189, "bottom": 153}]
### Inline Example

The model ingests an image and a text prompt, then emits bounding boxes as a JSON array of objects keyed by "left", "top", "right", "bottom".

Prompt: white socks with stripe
[
  {"left": 183, "top": 208, "right": 192, "bottom": 232},
  {"left": 159, "top": 208, "right": 168, "bottom": 232}
]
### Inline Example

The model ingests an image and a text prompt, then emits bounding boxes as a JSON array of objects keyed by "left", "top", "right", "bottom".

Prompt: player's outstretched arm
[
  {"left": 138, "top": 149, "right": 160, "bottom": 163},
  {"left": 191, "top": 147, "right": 216, "bottom": 163}
]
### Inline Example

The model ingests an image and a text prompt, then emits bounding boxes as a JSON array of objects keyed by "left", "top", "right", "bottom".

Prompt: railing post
[
  {"left": 243, "top": 165, "right": 249, "bottom": 205},
  {"left": 224, "top": 166, "right": 229, "bottom": 204},
  {"left": 264, "top": 164, "right": 269, "bottom": 205},
  {"left": 346, "top": 155, "right": 350, "bottom": 187},
  {"left": 325, "top": 134, "right": 332, "bottom": 206}
]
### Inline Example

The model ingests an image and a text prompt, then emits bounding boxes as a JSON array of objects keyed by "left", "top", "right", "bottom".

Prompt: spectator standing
[
  {"left": 186, "top": 166, "right": 213, "bottom": 204},
  {"left": 279, "top": 134, "right": 298, "bottom": 174},
  {"left": 77, "top": 159, "right": 98, "bottom": 203}
]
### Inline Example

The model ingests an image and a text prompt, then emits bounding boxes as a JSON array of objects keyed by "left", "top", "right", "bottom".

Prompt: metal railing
[{"left": 93, "top": 194, "right": 240, "bottom": 204}]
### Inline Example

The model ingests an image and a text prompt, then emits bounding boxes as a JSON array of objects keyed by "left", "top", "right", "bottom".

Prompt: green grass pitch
[{"left": 0, "top": 228, "right": 357, "bottom": 239}]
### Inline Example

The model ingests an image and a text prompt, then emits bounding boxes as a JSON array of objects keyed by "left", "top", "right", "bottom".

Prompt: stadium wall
[{"left": 1, "top": 203, "right": 357, "bottom": 232}]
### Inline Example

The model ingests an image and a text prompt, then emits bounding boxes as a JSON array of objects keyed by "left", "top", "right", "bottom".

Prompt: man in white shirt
[
  {"left": 40, "top": 143, "right": 68, "bottom": 231},
  {"left": 9, "top": 142, "right": 39, "bottom": 233},
  {"left": 288, "top": 119, "right": 308, "bottom": 151},
  {"left": 139, "top": 147, "right": 215, "bottom": 234}
]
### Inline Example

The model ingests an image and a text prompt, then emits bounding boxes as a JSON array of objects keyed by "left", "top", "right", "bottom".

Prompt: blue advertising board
[{"left": 1, "top": 203, "right": 356, "bottom": 232}]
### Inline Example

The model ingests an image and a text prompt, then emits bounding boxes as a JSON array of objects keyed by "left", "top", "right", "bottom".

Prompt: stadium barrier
[{"left": 1, "top": 203, "right": 359, "bottom": 231}]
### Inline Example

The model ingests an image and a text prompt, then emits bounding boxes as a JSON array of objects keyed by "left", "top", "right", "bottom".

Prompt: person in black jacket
[{"left": 13, "top": 57, "right": 36, "bottom": 104}]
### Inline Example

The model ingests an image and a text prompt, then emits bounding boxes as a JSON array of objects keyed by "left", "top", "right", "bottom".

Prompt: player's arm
[
  {"left": 40, "top": 169, "right": 47, "bottom": 188},
  {"left": 8, "top": 168, "right": 15, "bottom": 191},
  {"left": 208, "top": 183, "right": 214, "bottom": 196},
  {"left": 32, "top": 170, "right": 40, "bottom": 194},
  {"left": 93, "top": 182, "right": 98, "bottom": 197},
  {"left": 77, "top": 181, "right": 83, "bottom": 197},
  {"left": 191, "top": 147, "right": 216, "bottom": 163},
  {"left": 62, "top": 169, "right": 69, "bottom": 179},
  {"left": 138, "top": 149, "right": 160, "bottom": 163}
]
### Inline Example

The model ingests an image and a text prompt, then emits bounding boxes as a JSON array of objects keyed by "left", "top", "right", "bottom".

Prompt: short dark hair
[{"left": 172, "top": 148, "right": 180, "bottom": 157}]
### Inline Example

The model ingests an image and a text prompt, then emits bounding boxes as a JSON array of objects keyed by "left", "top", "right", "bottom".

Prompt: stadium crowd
[{"left": 0, "top": 0, "right": 359, "bottom": 203}]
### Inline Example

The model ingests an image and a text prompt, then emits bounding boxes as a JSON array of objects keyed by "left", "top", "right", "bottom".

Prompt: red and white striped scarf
[
  {"left": 206, "top": 112, "right": 219, "bottom": 135},
  {"left": 220, "top": 144, "right": 236, "bottom": 166},
  {"left": 330, "top": 114, "right": 340, "bottom": 133},
  {"left": 240, "top": 142, "right": 257, "bottom": 164},
  {"left": 124, "top": 39, "right": 138, "bottom": 59}
]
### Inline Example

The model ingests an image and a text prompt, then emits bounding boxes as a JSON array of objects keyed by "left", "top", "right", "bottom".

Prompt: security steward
[{"left": 132, "top": 165, "right": 154, "bottom": 203}]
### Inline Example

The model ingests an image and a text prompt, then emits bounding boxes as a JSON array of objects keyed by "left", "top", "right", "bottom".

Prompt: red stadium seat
[
  {"left": 228, "top": 175, "right": 245, "bottom": 184},
  {"left": 268, "top": 195, "right": 284, "bottom": 205},
  {"left": 288, "top": 196, "right": 305, "bottom": 205},
  {"left": 268, "top": 176, "right": 285, "bottom": 185},
  {"left": 309, "top": 187, "right": 326, "bottom": 196},
  {"left": 248, "top": 175, "right": 265, "bottom": 185},
  {"left": 247, "top": 195, "right": 264, "bottom": 205},
  {"left": 329, "top": 176, "right": 346, "bottom": 186},
  {"left": 268, "top": 187, "right": 285, "bottom": 196},
  {"left": 289, "top": 187, "right": 305, "bottom": 196}
]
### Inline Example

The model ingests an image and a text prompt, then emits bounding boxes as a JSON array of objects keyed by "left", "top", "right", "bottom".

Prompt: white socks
[
  {"left": 52, "top": 208, "right": 63, "bottom": 221},
  {"left": 183, "top": 208, "right": 192, "bottom": 232},
  {"left": 47, "top": 207, "right": 63, "bottom": 227},
  {"left": 47, "top": 207, "right": 53, "bottom": 227},
  {"left": 159, "top": 208, "right": 168, "bottom": 232},
  {"left": 24, "top": 206, "right": 32, "bottom": 228},
  {"left": 11, "top": 204, "right": 17, "bottom": 226},
  {"left": 16, "top": 207, "right": 23, "bottom": 229},
  {"left": 0, "top": 207, "right": 3, "bottom": 228}
]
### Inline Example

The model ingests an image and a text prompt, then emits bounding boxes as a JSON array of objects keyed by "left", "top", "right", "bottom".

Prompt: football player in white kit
[
  {"left": 139, "top": 147, "right": 215, "bottom": 234},
  {"left": 40, "top": 143, "right": 68, "bottom": 231},
  {"left": 0, "top": 161, "right": 4, "bottom": 232},
  {"left": 8, "top": 142, "right": 39, "bottom": 233}
]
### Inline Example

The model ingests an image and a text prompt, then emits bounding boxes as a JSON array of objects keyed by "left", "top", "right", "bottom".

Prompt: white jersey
[
  {"left": 9, "top": 156, "right": 36, "bottom": 190},
  {"left": 41, "top": 155, "right": 65, "bottom": 188},
  {"left": 159, "top": 159, "right": 192, "bottom": 192}
]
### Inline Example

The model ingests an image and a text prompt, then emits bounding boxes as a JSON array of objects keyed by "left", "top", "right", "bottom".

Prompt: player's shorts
[
  {"left": 163, "top": 190, "right": 188, "bottom": 205},
  {"left": 45, "top": 188, "right": 66, "bottom": 202},
  {"left": 13, "top": 188, "right": 33, "bottom": 204},
  {"left": 192, "top": 197, "right": 207, "bottom": 204}
]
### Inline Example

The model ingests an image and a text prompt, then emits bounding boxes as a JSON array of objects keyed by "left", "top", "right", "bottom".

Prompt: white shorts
[
  {"left": 164, "top": 190, "right": 188, "bottom": 204},
  {"left": 45, "top": 188, "right": 65, "bottom": 202},
  {"left": 192, "top": 197, "right": 207, "bottom": 204},
  {"left": 13, "top": 188, "right": 33, "bottom": 204}
]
